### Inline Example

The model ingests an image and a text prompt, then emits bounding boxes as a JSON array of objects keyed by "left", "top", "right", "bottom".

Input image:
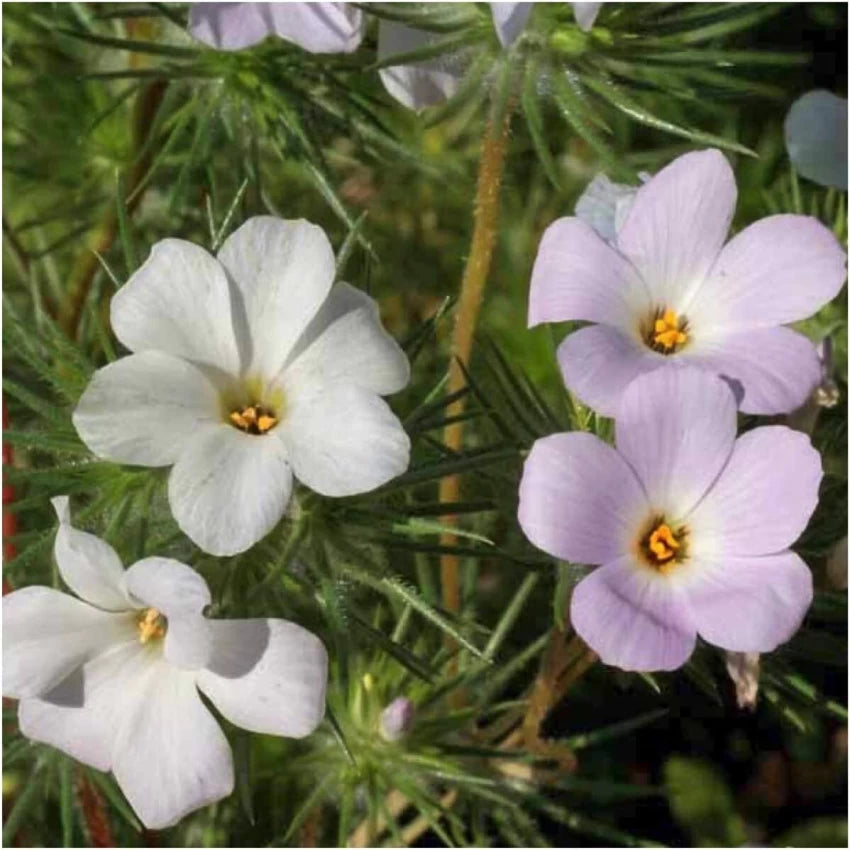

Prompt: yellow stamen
[
  {"left": 257, "top": 414, "right": 277, "bottom": 433},
  {"left": 137, "top": 608, "right": 166, "bottom": 644},
  {"left": 652, "top": 308, "right": 687, "bottom": 352},
  {"left": 229, "top": 405, "right": 277, "bottom": 434},
  {"left": 648, "top": 524, "right": 680, "bottom": 562}
]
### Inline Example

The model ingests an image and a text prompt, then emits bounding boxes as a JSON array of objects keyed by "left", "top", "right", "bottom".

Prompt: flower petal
[
  {"left": 785, "top": 90, "right": 848, "bottom": 190},
  {"left": 168, "top": 424, "right": 293, "bottom": 556},
  {"left": 687, "top": 426, "right": 822, "bottom": 557},
  {"left": 284, "top": 283, "right": 410, "bottom": 395},
  {"left": 489, "top": 3, "right": 533, "bottom": 46},
  {"left": 377, "top": 21, "right": 466, "bottom": 111},
  {"left": 686, "top": 214, "right": 847, "bottom": 332},
  {"left": 216, "top": 217, "right": 336, "bottom": 378},
  {"left": 574, "top": 173, "right": 640, "bottom": 243},
  {"left": 51, "top": 496, "right": 130, "bottom": 612},
  {"left": 686, "top": 326, "right": 822, "bottom": 415},
  {"left": 125, "top": 557, "right": 213, "bottom": 670},
  {"left": 557, "top": 324, "right": 663, "bottom": 417},
  {"left": 2, "top": 587, "right": 134, "bottom": 699},
  {"left": 278, "top": 383, "right": 409, "bottom": 497},
  {"left": 189, "top": 3, "right": 364, "bottom": 53},
  {"left": 518, "top": 432, "right": 648, "bottom": 564},
  {"left": 616, "top": 149, "right": 736, "bottom": 308},
  {"left": 73, "top": 351, "right": 221, "bottom": 467},
  {"left": 615, "top": 368, "right": 737, "bottom": 517},
  {"left": 197, "top": 619, "right": 327, "bottom": 737},
  {"left": 529, "top": 218, "right": 650, "bottom": 327},
  {"left": 111, "top": 661, "right": 234, "bottom": 830},
  {"left": 111, "top": 239, "right": 240, "bottom": 374},
  {"left": 571, "top": 2, "right": 603, "bottom": 31},
  {"left": 189, "top": 2, "right": 276, "bottom": 50},
  {"left": 685, "top": 551, "right": 812, "bottom": 652},
  {"left": 18, "top": 641, "right": 151, "bottom": 772},
  {"left": 570, "top": 556, "right": 696, "bottom": 671}
]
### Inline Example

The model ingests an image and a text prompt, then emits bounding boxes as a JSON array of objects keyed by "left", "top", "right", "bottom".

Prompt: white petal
[
  {"left": 125, "top": 558, "right": 213, "bottom": 670},
  {"left": 489, "top": 3, "right": 533, "bottom": 46},
  {"left": 110, "top": 239, "right": 240, "bottom": 374},
  {"left": 2, "top": 587, "right": 134, "bottom": 699},
  {"left": 51, "top": 497, "right": 130, "bottom": 612},
  {"left": 377, "top": 21, "right": 466, "bottom": 111},
  {"left": 785, "top": 90, "right": 848, "bottom": 190},
  {"left": 283, "top": 283, "right": 410, "bottom": 395},
  {"left": 18, "top": 641, "right": 152, "bottom": 772},
  {"left": 571, "top": 2, "right": 603, "bottom": 31},
  {"left": 73, "top": 351, "right": 221, "bottom": 467},
  {"left": 111, "top": 661, "right": 234, "bottom": 830},
  {"left": 216, "top": 217, "right": 336, "bottom": 378},
  {"left": 278, "top": 382, "right": 410, "bottom": 497},
  {"left": 197, "top": 619, "right": 327, "bottom": 737},
  {"left": 168, "top": 424, "right": 293, "bottom": 556}
]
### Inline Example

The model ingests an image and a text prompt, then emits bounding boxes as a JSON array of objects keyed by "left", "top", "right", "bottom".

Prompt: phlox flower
[
  {"left": 73, "top": 217, "right": 410, "bottom": 556},
  {"left": 518, "top": 368, "right": 821, "bottom": 672},
  {"left": 529, "top": 149, "right": 847, "bottom": 416},
  {"left": 784, "top": 90, "right": 848, "bottom": 190},
  {"left": 2, "top": 498, "right": 328, "bottom": 829},
  {"left": 378, "top": 2, "right": 603, "bottom": 110},
  {"left": 189, "top": 2, "right": 364, "bottom": 53}
]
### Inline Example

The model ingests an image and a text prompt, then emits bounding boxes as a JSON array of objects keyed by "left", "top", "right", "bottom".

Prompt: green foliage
[{"left": 2, "top": 2, "right": 846, "bottom": 847}]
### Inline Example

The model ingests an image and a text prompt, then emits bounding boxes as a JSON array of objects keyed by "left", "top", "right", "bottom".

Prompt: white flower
[
  {"left": 2, "top": 497, "right": 328, "bottom": 830},
  {"left": 379, "top": 2, "right": 604, "bottom": 111},
  {"left": 73, "top": 217, "right": 410, "bottom": 556}
]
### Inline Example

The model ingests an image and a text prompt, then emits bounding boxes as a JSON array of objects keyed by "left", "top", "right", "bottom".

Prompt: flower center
[
  {"left": 137, "top": 607, "right": 167, "bottom": 643},
  {"left": 644, "top": 308, "right": 688, "bottom": 354},
  {"left": 229, "top": 404, "right": 277, "bottom": 435},
  {"left": 638, "top": 519, "right": 687, "bottom": 573}
]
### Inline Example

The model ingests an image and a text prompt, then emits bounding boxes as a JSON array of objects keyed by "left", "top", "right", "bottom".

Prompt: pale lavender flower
[
  {"left": 529, "top": 149, "right": 847, "bottom": 416},
  {"left": 189, "top": 2, "right": 364, "bottom": 53},
  {"left": 785, "top": 90, "right": 848, "bottom": 190},
  {"left": 518, "top": 368, "right": 820, "bottom": 672},
  {"left": 2, "top": 498, "right": 327, "bottom": 829},
  {"left": 379, "top": 696, "right": 415, "bottom": 741},
  {"left": 379, "top": 3, "right": 603, "bottom": 110}
]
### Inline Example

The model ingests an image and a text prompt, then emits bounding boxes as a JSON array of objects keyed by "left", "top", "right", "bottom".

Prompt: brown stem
[
  {"left": 75, "top": 772, "right": 115, "bottom": 848},
  {"left": 57, "top": 80, "right": 168, "bottom": 339},
  {"left": 522, "top": 629, "right": 596, "bottom": 768},
  {"left": 437, "top": 106, "right": 513, "bottom": 616}
]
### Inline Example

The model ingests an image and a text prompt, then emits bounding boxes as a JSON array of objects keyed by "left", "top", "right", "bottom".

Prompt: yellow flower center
[
  {"left": 647, "top": 308, "right": 688, "bottom": 354},
  {"left": 137, "top": 608, "right": 166, "bottom": 644},
  {"left": 638, "top": 519, "right": 687, "bottom": 574},
  {"left": 229, "top": 404, "right": 278, "bottom": 434}
]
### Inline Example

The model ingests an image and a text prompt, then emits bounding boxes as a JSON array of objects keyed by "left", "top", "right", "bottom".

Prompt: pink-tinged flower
[
  {"left": 2, "top": 498, "right": 328, "bottom": 829},
  {"left": 189, "top": 2, "right": 364, "bottom": 53},
  {"left": 73, "top": 217, "right": 410, "bottom": 556},
  {"left": 529, "top": 149, "right": 847, "bottom": 416},
  {"left": 518, "top": 368, "right": 820, "bottom": 672},
  {"left": 379, "top": 3, "right": 603, "bottom": 110},
  {"left": 379, "top": 696, "right": 415, "bottom": 741},
  {"left": 785, "top": 90, "right": 848, "bottom": 190}
]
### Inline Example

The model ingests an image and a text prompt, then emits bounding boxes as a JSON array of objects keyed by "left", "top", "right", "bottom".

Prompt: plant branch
[{"left": 437, "top": 103, "right": 513, "bottom": 617}]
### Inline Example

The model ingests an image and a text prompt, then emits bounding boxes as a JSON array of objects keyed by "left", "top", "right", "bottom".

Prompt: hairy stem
[{"left": 438, "top": 105, "right": 513, "bottom": 616}]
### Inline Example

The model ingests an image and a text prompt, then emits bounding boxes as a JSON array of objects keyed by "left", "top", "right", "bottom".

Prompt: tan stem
[{"left": 438, "top": 107, "right": 513, "bottom": 616}]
